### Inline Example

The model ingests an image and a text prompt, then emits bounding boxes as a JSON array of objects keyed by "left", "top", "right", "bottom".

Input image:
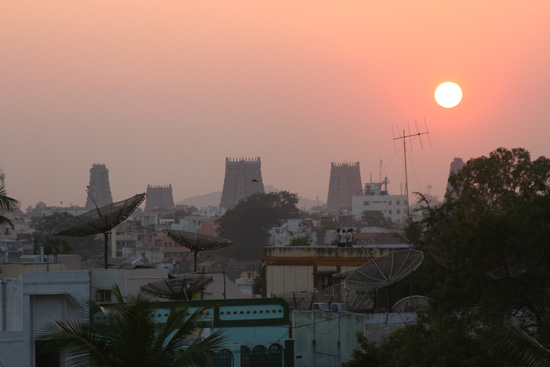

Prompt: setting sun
[{"left": 435, "top": 82, "right": 462, "bottom": 108}]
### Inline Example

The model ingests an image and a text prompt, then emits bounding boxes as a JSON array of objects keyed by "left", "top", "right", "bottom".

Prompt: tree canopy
[
  {"left": 216, "top": 191, "right": 300, "bottom": 259},
  {"left": 345, "top": 147, "right": 550, "bottom": 366},
  {"left": 29, "top": 212, "right": 103, "bottom": 260}
]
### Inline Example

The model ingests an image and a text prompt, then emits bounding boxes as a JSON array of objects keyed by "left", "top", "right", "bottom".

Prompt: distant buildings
[{"left": 219, "top": 157, "right": 265, "bottom": 210}]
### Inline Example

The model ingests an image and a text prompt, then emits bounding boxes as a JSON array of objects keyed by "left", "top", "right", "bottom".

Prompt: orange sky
[{"left": 2, "top": 1, "right": 550, "bottom": 208}]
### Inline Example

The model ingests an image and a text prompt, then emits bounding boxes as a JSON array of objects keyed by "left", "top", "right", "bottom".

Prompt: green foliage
[
  {"left": 216, "top": 191, "right": 300, "bottom": 259},
  {"left": 0, "top": 184, "right": 18, "bottom": 229},
  {"left": 487, "top": 321, "right": 550, "bottom": 367},
  {"left": 38, "top": 285, "right": 226, "bottom": 367},
  {"left": 346, "top": 148, "right": 550, "bottom": 366},
  {"left": 344, "top": 321, "right": 497, "bottom": 367},
  {"left": 43, "top": 237, "right": 72, "bottom": 255},
  {"left": 289, "top": 236, "right": 312, "bottom": 246}
]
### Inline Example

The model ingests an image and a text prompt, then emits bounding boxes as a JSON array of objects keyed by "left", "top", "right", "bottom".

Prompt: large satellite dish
[
  {"left": 344, "top": 248, "right": 424, "bottom": 292},
  {"left": 52, "top": 193, "right": 146, "bottom": 269},
  {"left": 163, "top": 230, "right": 232, "bottom": 272}
]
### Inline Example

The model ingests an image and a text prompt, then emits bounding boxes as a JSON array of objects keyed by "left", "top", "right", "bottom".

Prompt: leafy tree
[
  {"left": 345, "top": 147, "right": 550, "bottom": 366},
  {"left": 29, "top": 212, "right": 103, "bottom": 260},
  {"left": 216, "top": 191, "right": 300, "bottom": 259},
  {"left": 43, "top": 237, "right": 72, "bottom": 255},
  {"left": 0, "top": 184, "right": 18, "bottom": 229},
  {"left": 421, "top": 148, "right": 550, "bottom": 337},
  {"left": 344, "top": 320, "right": 497, "bottom": 367},
  {"left": 39, "top": 286, "right": 225, "bottom": 367}
]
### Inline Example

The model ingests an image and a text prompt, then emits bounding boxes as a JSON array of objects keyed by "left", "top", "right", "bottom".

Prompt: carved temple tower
[
  {"left": 327, "top": 161, "right": 362, "bottom": 211},
  {"left": 85, "top": 163, "right": 113, "bottom": 209},
  {"left": 145, "top": 184, "right": 175, "bottom": 211},
  {"left": 219, "top": 157, "right": 265, "bottom": 210}
]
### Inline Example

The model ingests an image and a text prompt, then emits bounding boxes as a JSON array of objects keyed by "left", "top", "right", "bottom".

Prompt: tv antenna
[{"left": 392, "top": 119, "right": 431, "bottom": 227}]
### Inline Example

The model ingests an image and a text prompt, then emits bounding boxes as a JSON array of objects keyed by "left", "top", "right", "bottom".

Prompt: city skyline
[{"left": 2, "top": 1, "right": 549, "bottom": 208}]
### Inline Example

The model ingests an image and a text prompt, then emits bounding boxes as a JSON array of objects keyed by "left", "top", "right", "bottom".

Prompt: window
[
  {"left": 397, "top": 209, "right": 400, "bottom": 214},
  {"left": 213, "top": 349, "right": 233, "bottom": 367},
  {"left": 389, "top": 210, "right": 392, "bottom": 214},
  {"left": 363, "top": 201, "right": 369, "bottom": 206},
  {"left": 96, "top": 290, "right": 112, "bottom": 302},
  {"left": 388, "top": 200, "right": 392, "bottom": 205},
  {"left": 241, "top": 346, "right": 251, "bottom": 367},
  {"left": 267, "top": 344, "right": 284, "bottom": 367},
  {"left": 396, "top": 200, "right": 400, "bottom": 205},
  {"left": 250, "top": 346, "right": 267, "bottom": 367}
]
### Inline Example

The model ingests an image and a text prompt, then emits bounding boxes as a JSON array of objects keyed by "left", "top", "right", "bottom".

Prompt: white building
[
  {"left": 351, "top": 179, "right": 408, "bottom": 227},
  {"left": 269, "top": 219, "right": 317, "bottom": 246}
]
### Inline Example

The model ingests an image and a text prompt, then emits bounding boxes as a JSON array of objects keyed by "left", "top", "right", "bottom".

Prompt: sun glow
[{"left": 435, "top": 82, "right": 462, "bottom": 108}]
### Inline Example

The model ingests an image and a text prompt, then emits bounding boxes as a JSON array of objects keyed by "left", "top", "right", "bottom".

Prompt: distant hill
[
  {"left": 177, "top": 191, "right": 222, "bottom": 208},
  {"left": 177, "top": 185, "right": 324, "bottom": 210}
]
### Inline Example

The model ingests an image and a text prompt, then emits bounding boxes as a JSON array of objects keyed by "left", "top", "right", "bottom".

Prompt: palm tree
[
  {"left": 0, "top": 183, "right": 18, "bottom": 229},
  {"left": 39, "top": 286, "right": 226, "bottom": 367},
  {"left": 488, "top": 321, "right": 550, "bottom": 367}
]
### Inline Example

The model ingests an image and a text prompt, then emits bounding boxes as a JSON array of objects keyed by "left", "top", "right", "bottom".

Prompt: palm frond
[{"left": 488, "top": 321, "right": 550, "bottom": 367}]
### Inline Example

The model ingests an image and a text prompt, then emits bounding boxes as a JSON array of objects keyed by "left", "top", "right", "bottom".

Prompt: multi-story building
[{"left": 351, "top": 178, "right": 408, "bottom": 226}]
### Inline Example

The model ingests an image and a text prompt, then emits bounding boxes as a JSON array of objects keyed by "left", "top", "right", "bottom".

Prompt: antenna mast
[{"left": 392, "top": 121, "right": 430, "bottom": 227}]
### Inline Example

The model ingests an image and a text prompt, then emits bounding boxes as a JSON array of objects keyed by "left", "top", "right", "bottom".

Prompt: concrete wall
[
  {"left": 292, "top": 311, "right": 418, "bottom": 367},
  {"left": 293, "top": 311, "right": 366, "bottom": 367},
  {"left": 0, "top": 271, "right": 90, "bottom": 367},
  {"left": 89, "top": 268, "right": 169, "bottom": 300}
]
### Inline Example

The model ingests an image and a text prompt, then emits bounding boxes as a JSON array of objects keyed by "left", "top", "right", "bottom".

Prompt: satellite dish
[
  {"left": 344, "top": 248, "right": 424, "bottom": 292},
  {"left": 391, "top": 295, "right": 431, "bottom": 313},
  {"left": 52, "top": 193, "right": 146, "bottom": 269},
  {"left": 140, "top": 273, "right": 214, "bottom": 300},
  {"left": 163, "top": 230, "right": 231, "bottom": 272}
]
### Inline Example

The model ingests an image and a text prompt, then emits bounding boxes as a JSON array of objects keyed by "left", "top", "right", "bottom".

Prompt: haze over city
[{"left": 2, "top": 1, "right": 549, "bottom": 209}]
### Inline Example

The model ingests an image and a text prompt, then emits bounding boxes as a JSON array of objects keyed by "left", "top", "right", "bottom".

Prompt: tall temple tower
[
  {"left": 219, "top": 157, "right": 265, "bottom": 210},
  {"left": 145, "top": 184, "right": 175, "bottom": 211},
  {"left": 327, "top": 162, "right": 362, "bottom": 211},
  {"left": 445, "top": 157, "right": 465, "bottom": 200},
  {"left": 85, "top": 163, "right": 113, "bottom": 209}
]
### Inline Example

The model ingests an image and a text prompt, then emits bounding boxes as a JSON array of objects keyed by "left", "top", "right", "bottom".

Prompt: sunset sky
[{"left": 2, "top": 1, "right": 549, "bottom": 209}]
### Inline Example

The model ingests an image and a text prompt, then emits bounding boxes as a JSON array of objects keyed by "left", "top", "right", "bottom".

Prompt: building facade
[{"left": 351, "top": 179, "right": 408, "bottom": 226}]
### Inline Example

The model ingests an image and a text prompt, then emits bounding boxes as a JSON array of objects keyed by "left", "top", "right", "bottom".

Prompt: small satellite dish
[
  {"left": 344, "top": 248, "right": 424, "bottom": 292},
  {"left": 391, "top": 295, "right": 431, "bottom": 313},
  {"left": 164, "top": 230, "right": 231, "bottom": 272}
]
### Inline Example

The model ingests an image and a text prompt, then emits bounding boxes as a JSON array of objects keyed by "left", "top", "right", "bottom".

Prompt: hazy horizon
[{"left": 2, "top": 1, "right": 549, "bottom": 209}]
